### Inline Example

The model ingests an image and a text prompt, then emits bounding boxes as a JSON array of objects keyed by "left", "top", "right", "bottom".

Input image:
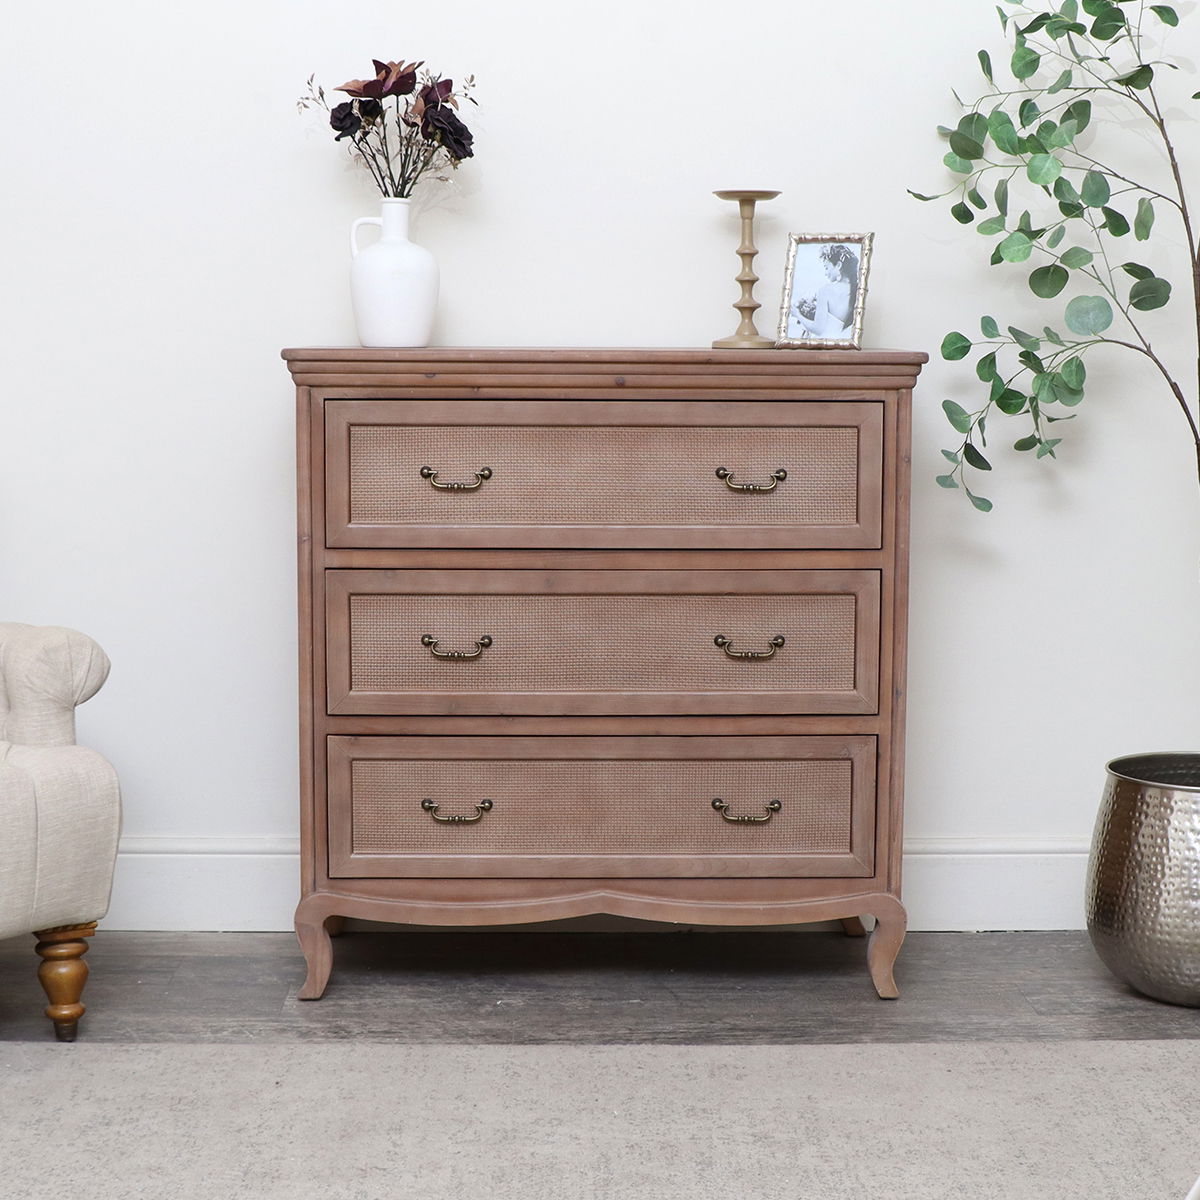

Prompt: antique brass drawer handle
[
  {"left": 419, "top": 465, "right": 493, "bottom": 491},
  {"left": 421, "top": 634, "right": 493, "bottom": 660},
  {"left": 715, "top": 467, "right": 787, "bottom": 493},
  {"left": 712, "top": 798, "right": 782, "bottom": 824},
  {"left": 714, "top": 634, "right": 785, "bottom": 660},
  {"left": 421, "top": 798, "right": 494, "bottom": 824}
]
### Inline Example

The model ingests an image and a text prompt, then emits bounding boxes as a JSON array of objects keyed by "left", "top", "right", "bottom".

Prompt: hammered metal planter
[{"left": 1086, "top": 753, "right": 1200, "bottom": 1006}]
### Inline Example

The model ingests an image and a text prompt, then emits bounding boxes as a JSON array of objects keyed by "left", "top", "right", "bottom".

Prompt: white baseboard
[{"left": 104, "top": 836, "right": 1091, "bottom": 932}]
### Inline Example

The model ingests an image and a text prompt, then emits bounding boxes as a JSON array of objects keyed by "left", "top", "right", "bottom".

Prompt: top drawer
[{"left": 324, "top": 399, "right": 884, "bottom": 550}]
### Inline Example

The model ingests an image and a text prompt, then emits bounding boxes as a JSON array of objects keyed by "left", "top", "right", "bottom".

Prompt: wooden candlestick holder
[{"left": 712, "top": 189, "right": 781, "bottom": 349}]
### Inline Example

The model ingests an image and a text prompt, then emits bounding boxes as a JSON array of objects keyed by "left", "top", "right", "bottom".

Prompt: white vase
[{"left": 349, "top": 198, "right": 439, "bottom": 347}]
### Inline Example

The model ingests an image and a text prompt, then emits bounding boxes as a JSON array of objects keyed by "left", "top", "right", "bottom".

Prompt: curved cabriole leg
[
  {"left": 295, "top": 898, "right": 337, "bottom": 1000},
  {"left": 866, "top": 899, "right": 907, "bottom": 999},
  {"left": 840, "top": 916, "right": 868, "bottom": 938},
  {"left": 33, "top": 922, "right": 97, "bottom": 1041}
]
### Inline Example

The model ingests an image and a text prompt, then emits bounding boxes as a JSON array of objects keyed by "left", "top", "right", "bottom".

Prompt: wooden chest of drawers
[{"left": 284, "top": 347, "right": 926, "bottom": 1000}]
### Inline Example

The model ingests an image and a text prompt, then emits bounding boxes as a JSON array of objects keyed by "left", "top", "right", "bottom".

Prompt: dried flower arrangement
[{"left": 299, "top": 58, "right": 476, "bottom": 197}]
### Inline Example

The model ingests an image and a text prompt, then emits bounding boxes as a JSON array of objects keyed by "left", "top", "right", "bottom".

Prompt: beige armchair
[{"left": 0, "top": 624, "right": 121, "bottom": 1040}]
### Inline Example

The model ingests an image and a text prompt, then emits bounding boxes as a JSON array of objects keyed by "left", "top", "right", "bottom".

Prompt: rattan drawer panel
[
  {"left": 324, "top": 400, "right": 884, "bottom": 549},
  {"left": 326, "top": 569, "right": 880, "bottom": 716},
  {"left": 327, "top": 735, "right": 876, "bottom": 878}
]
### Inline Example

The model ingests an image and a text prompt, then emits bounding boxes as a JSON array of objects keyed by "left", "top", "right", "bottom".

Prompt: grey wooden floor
[{"left": 1, "top": 929, "right": 1197, "bottom": 1044}]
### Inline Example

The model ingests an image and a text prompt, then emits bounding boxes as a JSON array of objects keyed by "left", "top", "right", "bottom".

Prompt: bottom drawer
[{"left": 327, "top": 735, "right": 876, "bottom": 878}]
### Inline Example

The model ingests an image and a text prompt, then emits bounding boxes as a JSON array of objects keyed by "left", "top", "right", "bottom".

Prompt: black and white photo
[{"left": 776, "top": 233, "right": 873, "bottom": 348}]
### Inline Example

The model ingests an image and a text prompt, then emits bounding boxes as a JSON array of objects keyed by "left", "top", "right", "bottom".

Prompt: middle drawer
[{"left": 326, "top": 569, "right": 880, "bottom": 716}]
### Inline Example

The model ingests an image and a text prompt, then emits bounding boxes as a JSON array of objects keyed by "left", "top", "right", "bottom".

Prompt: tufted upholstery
[{"left": 0, "top": 624, "right": 121, "bottom": 1039}]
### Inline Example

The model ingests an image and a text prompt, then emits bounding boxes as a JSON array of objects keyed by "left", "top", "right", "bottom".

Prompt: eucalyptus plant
[{"left": 913, "top": 0, "right": 1198, "bottom": 511}]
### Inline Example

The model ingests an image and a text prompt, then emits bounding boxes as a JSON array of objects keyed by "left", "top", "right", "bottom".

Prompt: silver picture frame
[{"left": 776, "top": 232, "right": 874, "bottom": 349}]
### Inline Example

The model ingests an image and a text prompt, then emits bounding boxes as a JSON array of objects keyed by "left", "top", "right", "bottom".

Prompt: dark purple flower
[
  {"left": 357, "top": 97, "right": 383, "bottom": 124},
  {"left": 421, "top": 104, "right": 474, "bottom": 160},
  {"left": 420, "top": 78, "right": 453, "bottom": 106},
  {"left": 329, "top": 101, "right": 361, "bottom": 141},
  {"left": 338, "top": 59, "right": 421, "bottom": 99}
]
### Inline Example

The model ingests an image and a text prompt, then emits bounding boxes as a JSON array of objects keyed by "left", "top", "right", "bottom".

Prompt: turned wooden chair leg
[{"left": 33, "top": 922, "right": 97, "bottom": 1041}]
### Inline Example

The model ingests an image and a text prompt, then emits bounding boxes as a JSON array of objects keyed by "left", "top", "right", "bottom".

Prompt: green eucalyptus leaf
[
  {"left": 1061, "top": 355, "right": 1087, "bottom": 389},
  {"left": 1120, "top": 261, "right": 1154, "bottom": 280},
  {"left": 941, "top": 331, "right": 973, "bottom": 361},
  {"left": 963, "top": 444, "right": 993, "bottom": 471},
  {"left": 1129, "top": 276, "right": 1172, "bottom": 310},
  {"left": 999, "top": 231, "right": 1034, "bottom": 262},
  {"left": 976, "top": 351, "right": 999, "bottom": 381},
  {"left": 1033, "top": 372, "right": 1059, "bottom": 403},
  {"left": 1051, "top": 119, "right": 1079, "bottom": 148},
  {"left": 1047, "top": 225, "right": 1066, "bottom": 249},
  {"left": 1150, "top": 6, "right": 1179, "bottom": 25},
  {"left": 1013, "top": 435, "right": 1040, "bottom": 451},
  {"left": 995, "top": 388, "right": 1027, "bottom": 415},
  {"left": 978, "top": 215, "right": 1008, "bottom": 236},
  {"left": 1064, "top": 99, "right": 1092, "bottom": 134},
  {"left": 1028, "top": 154, "right": 1063, "bottom": 186},
  {"left": 990, "top": 245, "right": 1005, "bottom": 266},
  {"left": 1059, "top": 201, "right": 1086, "bottom": 219},
  {"left": 968, "top": 187, "right": 988, "bottom": 210},
  {"left": 952, "top": 201, "right": 976, "bottom": 224},
  {"left": 1064, "top": 295, "right": 1114, "bottom": 335},
  {"left": 1081, "top": 0, "right": 1111, "bottom": 15},
  {"left": 1091, "top": 7, "right": 1126, "bottom": 38},
  {"left": 1019, "top": 13, "right": 1054, "bottom": 33},
  {"left": 1030, "top": 264, "right": 1069, "bottom": 297},
  {"left": 1060, "top": 246, "right": 1094, "bottom": 268},
  {"left": 966, "top": 488, "right": 994, "bottom": 512},
  {"left": 1019, "top": 98, "right": 1041, "bottom": 128},
  {"left": 1102, "top": 206, "right": 1130, "bottom": 236},
  {"left": 1043, "top": 326, "right": 1066, "bottom": 346},
  {"left": 1048, "top": 69, "right": 1073, "bottom": 93},
  {"left": 1009, "top": 326, "right": 1041, "bottom": 352},
  {"left": 1134, "top": 197, "right": 1155, "bottom": 241},
  {"left": 950, "top": 130, "right": 986, "bottom": 160},
  {"left": 988, "top": 111, "right": 1022, "bottom": 155},
  {"left": 981, "top": 315, "right": 1001, "bottom": 338},
  {"left": 1116, "top": 65, "right": 1154, "bottom": 90},
  {"left": 936, "top": 473, "right": 960, "bottom": 489},
  {"left": 959, "top": 113, "right": 990, "bottom": 145},
  {"left": 908, "top": 191, "right": 940, "bottom": 202},
  {"left": 1054, "top": 378, "right": 1084, "bottom": 405},
  {"left": 1081, "top": 171, "right": 1111, "bottom": 207},
  {"left": 1036, "top": 438, "right": 1062, "bottom": 459},
  {"left": 944, "top": 151, "right": 974, "bottom": 175},
  {"left": 994, "top": 176, "right": 1010, "bottom": 215},
  {"left": 1012, "top": 45, "right": 1042, "bottom": 80},
  {"left": 1018, "top": 349, "right": 1046, "bottom": 373},
  {"left": 943, "top": 399, "right": 974, "bottom": 432},
  {"left": 941, "top": 449, "right": 961, "bottom": 464},
  {"left": 979, "top": 49, "right": 995, "bottom": 80},
  {"left": 1061, "top": 0, "right": 1079, "bottom": 19}
]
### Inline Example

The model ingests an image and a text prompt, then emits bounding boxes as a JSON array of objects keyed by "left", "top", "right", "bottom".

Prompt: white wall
[{"left": 3, "top": 1, "right": 1197, "bottom": 930}]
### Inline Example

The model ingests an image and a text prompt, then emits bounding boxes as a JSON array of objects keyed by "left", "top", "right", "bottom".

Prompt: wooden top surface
[{"left": 283, "top": 346, "right": 928, "bottom": 362}]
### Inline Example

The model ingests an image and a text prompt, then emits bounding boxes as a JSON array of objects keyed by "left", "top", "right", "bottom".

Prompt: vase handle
[{"left": 351, "top": 217, "right": 382, "bottom": 259}]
